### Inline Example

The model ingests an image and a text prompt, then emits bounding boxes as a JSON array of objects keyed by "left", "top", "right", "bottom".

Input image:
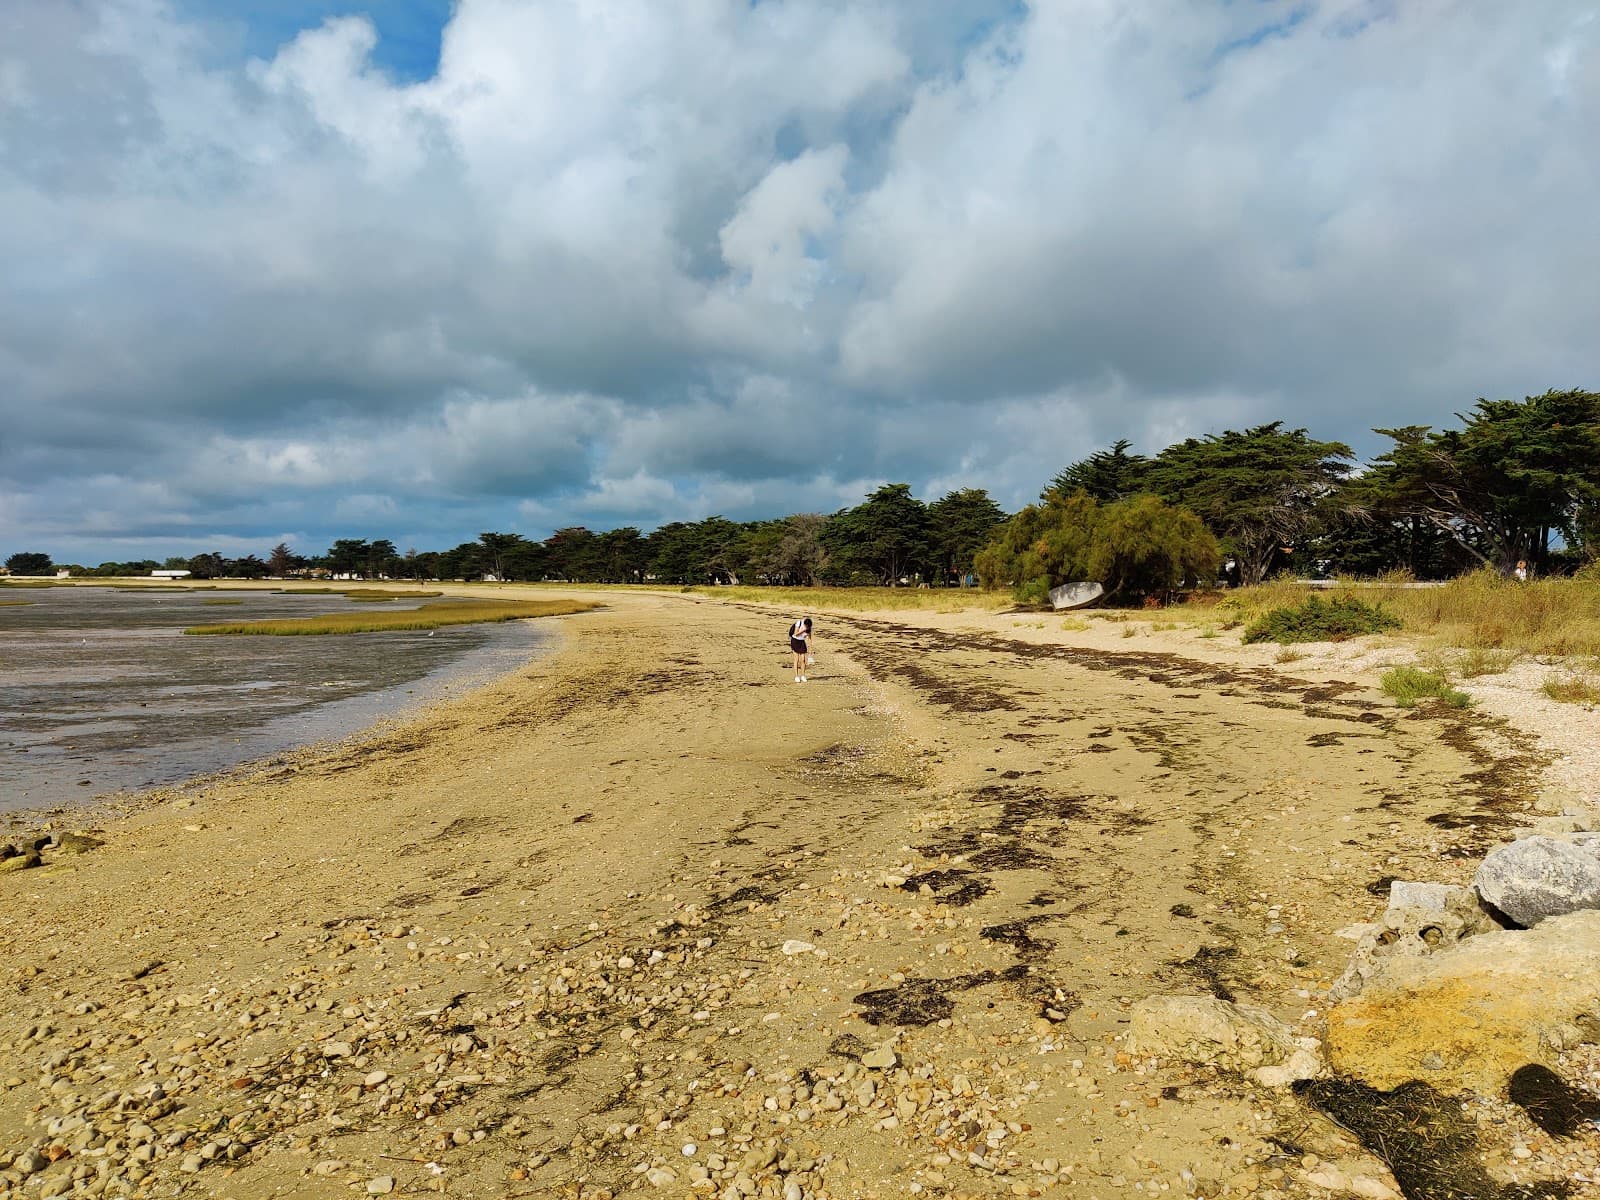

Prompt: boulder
[
  {"left": 1475, "top": 836, "right": 1600, "bottom": 926},
  {"left": 1329, "top": 888, "right": 1502, "bottom": 1003},
  {"left": 0, "top": 853, "right": 42, "bottom": 874},
  {"left": 1128, "top": 994, "right": 1299, "bottom": 1071},
  {"left": 1326, "top": 910, "right": 1600, "bottom": 1094},
  {"left": 53, "top": 832, "right": 104, "bottom": 854}
]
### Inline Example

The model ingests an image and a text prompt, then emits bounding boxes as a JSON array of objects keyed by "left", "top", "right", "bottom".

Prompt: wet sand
[{"left": 0, "top": 590, "right": 1573, "bottom": 1198}]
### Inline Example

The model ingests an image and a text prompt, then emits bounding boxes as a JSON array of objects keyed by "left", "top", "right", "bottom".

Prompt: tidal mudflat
[{"left": 0, "top": 586, "right": 554, "bottom": 812}]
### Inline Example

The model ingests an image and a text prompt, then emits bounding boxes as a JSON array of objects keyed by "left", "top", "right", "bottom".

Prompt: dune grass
[
  {"left": 1203, "top": 570, "right": 1600, "bottom": 657},
  {"left": 0, "top": 599, "right": 33, "bottom": 606},
  {"left": 185, "top": 598, "right": 596, "bottom": 635},
  {"left": 1543, "top": 663, "right": 1600, "bottom": 705},
  {"left": 1381, "top": 666, "right": 1472, "bottom": 709},
  {"left": 683, "top": 585, "right": 1015, "bottom": 613},
  {"left": 200, "top": 598, "right": 245, "bottom": 605}
]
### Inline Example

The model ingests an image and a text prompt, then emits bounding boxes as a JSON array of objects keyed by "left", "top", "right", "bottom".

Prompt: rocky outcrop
[
  {"left": 1475, "top": 836, "right": 1600, "bottom": 926},
  {"left": 1328, "top": 882, "right": 1504, "bottom": 1002},
  {"left": 1128, "top": 995, "right": 1322, "bottom": 1085},
  {"left": 1325, "top": 910, "right": 1600, "bottom": 1093}
]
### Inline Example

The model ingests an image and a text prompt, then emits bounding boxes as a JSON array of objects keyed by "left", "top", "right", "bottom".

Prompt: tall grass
[
  {"left": 0, "top": 599, "right": 33, "bottom": 607},
  {"left": 1204, "top": 570, "right": 1600, "bottom": 657},
  {"left": 185, "top": 598, "right": 597, "bottom": 635},
  {"left": 273, "top": 587, "right": 445, "bottom": 601},
  {"left": 683, "top": 585, "right": 1016, "bottom": 613}
]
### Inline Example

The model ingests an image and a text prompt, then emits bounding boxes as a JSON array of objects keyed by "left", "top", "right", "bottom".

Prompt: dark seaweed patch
[
  {"left": 1169, "top": 944, "right": 1239, "bottom": 1002},
  {"left": 1297, "top": 1077, "right": 1570, "bottom": 1200},
  {"left": 853, "top": 966, "right": 1029, "bottom": 1027},
  {"left": 1508, "top": 1063, "right": 1600, "bottom": 1139},
  {"left": 980, "top": 917, "right": 1055, "bottom": 954},
  {"left": 900, "top": 870, "right": 992, "bottom": 907}
]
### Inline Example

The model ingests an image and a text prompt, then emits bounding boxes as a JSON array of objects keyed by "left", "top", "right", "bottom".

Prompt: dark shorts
[{"left": 789, "top": 637, "right": 808, "bottom": 654}]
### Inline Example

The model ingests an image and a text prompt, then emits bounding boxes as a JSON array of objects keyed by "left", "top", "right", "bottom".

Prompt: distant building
[{"left": 151, "top": 569, "right": 192, "bottom": 579}]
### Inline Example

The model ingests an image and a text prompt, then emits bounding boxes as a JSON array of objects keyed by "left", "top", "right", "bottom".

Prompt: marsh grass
[
  {"left": 1061, "top": 618, "right": 1090, "bottom": 631},
  {"left": 1274, "top": 647, "right": 1305, "bottom": 663},
  {"left": 200, "top": 598, "right": 245, "bottom": 606},
  {"left": 0, "top": 599, "right": 32, "bottom": 607},
  {"left": 185, "top": 598, "right": 596, "bottom": 635},
  {"left": 0, "top": 580, "right": 64, "bottom": 588},
  {"left": 683, "top": 585, "right": 1015, "bottom": 613},
  {"left": 1381, "top": 666, "right": 1472, "bottom": 709},
  {"left": 274, "top": 587, "right": 445, "bottom": 601}
]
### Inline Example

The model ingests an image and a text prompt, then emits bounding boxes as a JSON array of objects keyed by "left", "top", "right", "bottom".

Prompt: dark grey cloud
[{"left": 2, "top": 0, "right": 1598, "bottom": 563}]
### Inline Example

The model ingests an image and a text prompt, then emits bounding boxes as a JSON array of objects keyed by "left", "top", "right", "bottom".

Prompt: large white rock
[
  {"left": 1327, "top": 910, "right": 1600, "bottom": 1093},
  {"left": 1475, "top": 836, "right": 1600, "bottom": 926},
  {"left": 1128, "top": 994, "right": 1298, "bottom": 1071}
]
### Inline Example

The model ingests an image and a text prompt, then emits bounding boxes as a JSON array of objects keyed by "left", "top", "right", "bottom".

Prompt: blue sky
[
  {"left": 180, "top": 0, "right": 453, "bottom": 80},
  {"left": 2, "top": 0, "right": 1598, "bottom": 563}
]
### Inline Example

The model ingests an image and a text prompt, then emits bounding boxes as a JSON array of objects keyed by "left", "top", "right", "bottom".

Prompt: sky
[{"left": 3, "top": 0, "right": 1598, "bottom": 565}]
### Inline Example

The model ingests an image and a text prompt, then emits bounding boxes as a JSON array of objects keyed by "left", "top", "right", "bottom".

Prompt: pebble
[{"left": 367, "top": 1175, "right": 396, "bottom": 1194}]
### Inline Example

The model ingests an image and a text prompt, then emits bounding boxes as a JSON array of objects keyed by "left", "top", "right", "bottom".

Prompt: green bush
[
  {"left": 1241, "top": 595, "right": 1402, "bottom": 644},
  {"left": 1381, "top": 666, "right": 1472, "bottom": 708},
  {"left": 974, "top": 491, "right": 1218, "bottom": 603}
]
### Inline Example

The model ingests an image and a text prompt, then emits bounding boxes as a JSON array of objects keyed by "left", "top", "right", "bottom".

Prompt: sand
[{"left": 0, "top": 589, "right": 1589, "bottom": 1198}]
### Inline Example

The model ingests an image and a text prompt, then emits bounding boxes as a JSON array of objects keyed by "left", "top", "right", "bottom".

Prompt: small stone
[
  {"left": 645, "top": 1166, "right": 678, "bottom": 1187},
  {"left": 322, "top": 1041, "right": 354, "bottom": 1059},
  {"left": 367, "top": 1175, "right": 396, "bottom": 1194},
  {"left": 780, "top": 940, "right": 815, "bottom": 955},
  {"left": 862, "top": 1045, "right": 899, "bottom": 1071},
  {"left": 363, "top": 1070, "right": 389, "bottom": 1087}
]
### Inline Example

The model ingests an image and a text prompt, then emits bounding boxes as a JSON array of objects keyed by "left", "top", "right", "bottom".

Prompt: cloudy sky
[{"left": 3, "top": 0, "right": 1597, "bottom": 564}]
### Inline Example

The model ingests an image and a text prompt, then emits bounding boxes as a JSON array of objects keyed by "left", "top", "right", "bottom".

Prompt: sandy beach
[{"left": 2, "top": 589, "right": 1596, "bottom": 1199}]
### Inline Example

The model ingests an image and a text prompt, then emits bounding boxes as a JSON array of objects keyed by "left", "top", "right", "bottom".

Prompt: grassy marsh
[{"left": 185, "top": 598, "right": 597, "bottom": 636}]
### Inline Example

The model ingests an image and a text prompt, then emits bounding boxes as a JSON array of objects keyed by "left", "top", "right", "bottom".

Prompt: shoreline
[{"left": 2, "top": 592, "right": 1595, "bottom": 1198}]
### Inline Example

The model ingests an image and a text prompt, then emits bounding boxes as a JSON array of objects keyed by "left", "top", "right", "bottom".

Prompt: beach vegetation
[
  {"left": 200, "top": 598, "right": 245, "bottom": 605},
  {"left": 1242, "top": 595, "right": 1402, "bottom": 644},
  {"left": 1381, "top": 666, "right": 1472, "bottom": 708},
  {"left": 184, "top": 598, "right": 596, "bottom": 635},
  {"left": 975, "top": 491, "right": 1218, "bottom": 603},
  {"left": 0, "top": 599, "right": 33, "bottom": 606},
  {"left": 1542, "top": 666, "right": 1600, "bottom": 705}
]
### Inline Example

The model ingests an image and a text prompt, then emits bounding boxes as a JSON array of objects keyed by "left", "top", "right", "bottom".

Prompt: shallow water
[{"left": 0, "top": 586, "right": 547, "bottom": 813}]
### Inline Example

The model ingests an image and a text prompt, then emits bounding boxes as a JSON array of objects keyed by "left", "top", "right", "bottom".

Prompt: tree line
[{"left": 11, "top": 390, "right": 1599, "bottom": 596}]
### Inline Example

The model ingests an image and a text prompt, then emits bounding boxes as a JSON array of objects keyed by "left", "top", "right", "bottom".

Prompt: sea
[{"left": 0, "top": 585, "right": 549, "bottom": 814}]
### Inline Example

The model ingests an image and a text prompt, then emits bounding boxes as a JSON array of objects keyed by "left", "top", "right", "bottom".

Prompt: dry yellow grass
[
  {"left": 1201, "top": 570, "right": 1600, "bottom": 657},
  {"left": 684, "top": 585, "right": 1015, "bottom": 614},
  {"left": 185, "top": 598, "right": 597, "bottom": 635}
]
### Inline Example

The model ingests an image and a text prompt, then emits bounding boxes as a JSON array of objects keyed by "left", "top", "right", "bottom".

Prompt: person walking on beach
[{"left": 788, "top": 616, "right": 813, "bottom": 682}]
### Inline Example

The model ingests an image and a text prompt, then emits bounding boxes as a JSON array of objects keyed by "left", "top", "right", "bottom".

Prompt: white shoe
[
  {"left": 800, "top": 675, "right": 807, "bottom": 682},
  {"left": 794, "top": 677, "right": 802, "bottom": 683}
]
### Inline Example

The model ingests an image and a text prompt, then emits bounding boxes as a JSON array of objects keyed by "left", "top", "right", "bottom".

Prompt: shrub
[
  {"left": 1382, "top": 666, "right": 1472, "bottom": 708},
  {"left": 1241, "top": 595, "right": 1402, "bottom": 644},
  {"left": 975, "top": 492, "right": 1218, "bottom": 603}
]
